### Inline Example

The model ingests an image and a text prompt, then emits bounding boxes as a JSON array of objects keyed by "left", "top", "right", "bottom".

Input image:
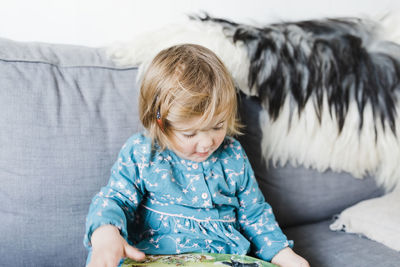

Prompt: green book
[{"left": 122, "top": 253, "right": 277, "bottom": 267}]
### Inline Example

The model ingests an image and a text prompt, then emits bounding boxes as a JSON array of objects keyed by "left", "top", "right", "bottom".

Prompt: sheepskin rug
[{"left": 107, "top": 13, "right": 400, "bottom": 191}]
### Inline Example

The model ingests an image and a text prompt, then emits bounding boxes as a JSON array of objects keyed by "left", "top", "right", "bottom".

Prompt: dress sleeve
[
  {"left": 83, "top": 139, "right": 145, "bottom": 248},
  {"left": 236, "top": 149, "right": 293, "bottom": 261}
]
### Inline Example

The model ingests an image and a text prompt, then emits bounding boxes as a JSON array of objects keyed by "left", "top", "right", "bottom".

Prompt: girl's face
[{"left": 168, "top": 116, "right": 227, "bottom": 162}]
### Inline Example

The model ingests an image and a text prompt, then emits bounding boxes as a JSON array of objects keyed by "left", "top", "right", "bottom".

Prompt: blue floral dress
[{"left": 84, "top": 133, "right": 292, "bottom": 262}]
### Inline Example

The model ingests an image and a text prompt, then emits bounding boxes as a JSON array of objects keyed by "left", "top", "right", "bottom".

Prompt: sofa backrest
[{"left": 0, "top": 38, "right": 142, "bottom": 266}]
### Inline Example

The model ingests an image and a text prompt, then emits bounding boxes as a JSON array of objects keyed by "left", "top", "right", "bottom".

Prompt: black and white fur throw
[{"left": 107, "top": 13, "right": 400, "bottom": 190}]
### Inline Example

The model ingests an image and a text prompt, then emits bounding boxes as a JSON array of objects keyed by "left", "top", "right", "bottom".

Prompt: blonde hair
[{"left": 139, "top": 44, "right": 241, "bottom": 149}]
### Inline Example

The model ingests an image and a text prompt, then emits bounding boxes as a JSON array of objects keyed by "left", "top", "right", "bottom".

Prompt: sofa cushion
[
  {"left": 0, "top": 38, "right": 142, "bottom": 266},
  {"left": 284, "top": 220, "right": 400, "bottom": 267},
  {"left": 237, "top": 93, "right": 385, "bottom": 227}
]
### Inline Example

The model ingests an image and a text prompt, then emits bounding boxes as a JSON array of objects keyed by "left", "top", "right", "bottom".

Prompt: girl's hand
[
  {"left": 271, "top": 247, "right": 310, "bottom": 267},
  {"left": 87, "top": 225, "right": 146, "bottom": 267}
]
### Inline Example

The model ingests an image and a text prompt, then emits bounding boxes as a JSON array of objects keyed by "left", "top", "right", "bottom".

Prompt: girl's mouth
[{"left": 195, "top": 152, "right": 209, "bottom": 157}]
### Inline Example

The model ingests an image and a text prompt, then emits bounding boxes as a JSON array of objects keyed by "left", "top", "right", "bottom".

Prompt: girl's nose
[{"left": 198, "top": 132, "right": 214, "bottom": 151}]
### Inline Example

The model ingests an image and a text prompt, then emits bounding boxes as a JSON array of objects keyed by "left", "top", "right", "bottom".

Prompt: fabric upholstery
[
  {"left": 0, "top": 37, "right": 142, "bottom": 267},
  {"left": 285, "top": 220, "right": 400, "bottom": 267}
]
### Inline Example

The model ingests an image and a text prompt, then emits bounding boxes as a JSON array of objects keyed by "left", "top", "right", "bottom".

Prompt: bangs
[{"left": 166, "top": 81, "right": 235, "bottom": 132}]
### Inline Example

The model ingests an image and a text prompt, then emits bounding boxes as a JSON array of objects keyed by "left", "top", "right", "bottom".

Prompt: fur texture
[
  {"left": 106, "top": 20, "right": 249, "bottom": 92},
  {"left": 107, "top": 13, "right": 400, "bottom": 190}
]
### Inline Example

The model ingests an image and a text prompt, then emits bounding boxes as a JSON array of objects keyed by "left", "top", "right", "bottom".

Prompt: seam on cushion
[{"left": 0, "top": 58, "right": 139, "bottom": 71}]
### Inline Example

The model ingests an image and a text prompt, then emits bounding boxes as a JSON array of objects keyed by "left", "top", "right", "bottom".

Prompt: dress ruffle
[{"left": 132, "top": 205, "right": 251, "bottom": 255}]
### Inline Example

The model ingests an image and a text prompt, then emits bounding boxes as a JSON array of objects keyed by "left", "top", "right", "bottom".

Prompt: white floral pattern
[{"left": 84, "top": 133, "right": 292, "bottom": 261}]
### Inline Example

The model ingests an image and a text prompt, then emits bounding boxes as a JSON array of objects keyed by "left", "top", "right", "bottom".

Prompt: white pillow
[{"left": 330, "top": 188, "right": 400, "bottom": 252}]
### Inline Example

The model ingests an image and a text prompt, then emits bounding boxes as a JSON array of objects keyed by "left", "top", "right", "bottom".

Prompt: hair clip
[{"left": 156, "top": 109, "right": 164, "bottom": 132}]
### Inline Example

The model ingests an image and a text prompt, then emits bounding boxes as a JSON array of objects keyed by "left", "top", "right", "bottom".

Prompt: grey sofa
[{"left": 1, "top": 37, "right": 399, "bottom": 267}]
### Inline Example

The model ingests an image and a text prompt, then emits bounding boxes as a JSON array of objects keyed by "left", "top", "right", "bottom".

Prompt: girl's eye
[
  {"left": 213, "top": 122, "right": 224, "bottom": 130},
  {"left": 183, "top": 133, "right": 196, "bottom": 138}
]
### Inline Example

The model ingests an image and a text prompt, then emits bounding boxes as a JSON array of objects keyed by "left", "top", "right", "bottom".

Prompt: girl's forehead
[{"left": 172, "top": 115, "right": 225, "bottom": 132}]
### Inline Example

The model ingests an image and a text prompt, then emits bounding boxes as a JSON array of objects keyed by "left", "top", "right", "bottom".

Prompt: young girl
[{"left": 84, "top": 44, "right": 309, "bottom": 267}]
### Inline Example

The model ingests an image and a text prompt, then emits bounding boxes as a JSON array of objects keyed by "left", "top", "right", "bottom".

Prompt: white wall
[{"left": 0, "top": 0, "right": 399, "bottom": 47}]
